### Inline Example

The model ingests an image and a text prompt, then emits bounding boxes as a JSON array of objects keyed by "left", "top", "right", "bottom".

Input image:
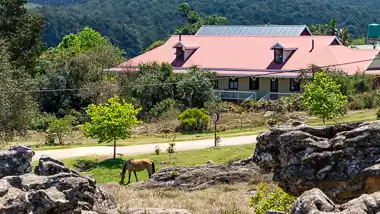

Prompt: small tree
[
  {"left": 82, "top": 96, "right": 141, "bottom": 159},
  {"left": 48, "top": 115, "right": 75, "bottom": 145},
  {"left": 303, "top": 72, "right": 347, "bottom": 124}
]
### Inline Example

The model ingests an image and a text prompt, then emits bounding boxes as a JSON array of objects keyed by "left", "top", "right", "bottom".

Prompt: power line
[{"left": 1, "top": 57, "right": 378, "bottom": 94}]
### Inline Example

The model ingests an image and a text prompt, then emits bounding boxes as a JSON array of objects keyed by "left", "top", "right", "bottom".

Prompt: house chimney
[{"left": 309, "top": 39, "right": 314, "bottom": 52}]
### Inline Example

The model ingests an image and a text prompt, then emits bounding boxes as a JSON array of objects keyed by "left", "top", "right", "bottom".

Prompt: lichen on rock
[{"left": 253, "top": 121, "right": 380, "bottom": 203}]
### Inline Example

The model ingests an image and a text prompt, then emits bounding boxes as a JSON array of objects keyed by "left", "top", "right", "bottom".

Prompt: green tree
[
  {"left": 338, "top": 28, "right": 350, "bottom": 46},
  {"left": 129, "top": 62, "right": 176, "bottom": 112},
  {"left": 177, "top": 66, "right": 217, "bottom": 107},
  {"left": 144, "top": 40, "right": 165, "bottom": 52},
  {"left": 82, "top": 96, "right": 141, "bottom": 159},
  {"left": 0, "top": 0, "right": 43, "bottom": 76},
  {"left": 48, "top": 115, "right": 75, "bottom": 145},
  {"left": 0, "top": 40, "right": 37, "bottom": 141},
  {"left": 55, "top": 26, "right": 123, "bottom": 56},
  {"left": 302, "top": 72, "right": 347, "bottom": 124},
  {"left": 37, "top": 28, "right": 124, "bottom": 116},
  {"left": 176, "top": 3, "right": 228, "bottom": 35}
]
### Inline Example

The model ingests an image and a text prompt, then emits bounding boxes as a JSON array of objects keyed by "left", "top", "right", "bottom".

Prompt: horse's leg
[
  {"left": 127, "top": 170, "right": 131, "bottom": 185},
  {"left": 134, "top": 171, "right": 138, "bottom": 182},
  {"left": 147, "top": 167, "right": 151, "bottom": 178}
]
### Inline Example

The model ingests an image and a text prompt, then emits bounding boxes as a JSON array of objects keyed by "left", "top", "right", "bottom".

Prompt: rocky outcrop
[
  {"left": 135, "top": 157, "right": 260, "bottom": 190},
  {"left": 0, "top": 145, "right": 34, "bottom": 178},
  {"left": 292, "top": 188, "right": 380, "bottom": 214},
  {"left": 253, "top": 121, "right": 380, "bottom": 203},
  {"left": 0, "top": 146, "right": 117, "bottom": 214}
]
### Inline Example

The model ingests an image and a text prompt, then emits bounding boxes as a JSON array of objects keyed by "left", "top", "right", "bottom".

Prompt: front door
[{"left": 270, "top": 79, "right": 279, "bottom": 100}]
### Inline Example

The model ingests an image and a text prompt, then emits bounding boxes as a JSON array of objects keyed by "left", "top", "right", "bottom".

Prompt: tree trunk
[{"left": 113, "top": 137, "right": 116, "bottom": 160}]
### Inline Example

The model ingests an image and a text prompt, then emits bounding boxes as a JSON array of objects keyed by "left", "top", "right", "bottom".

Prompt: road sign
[{"left": 213, "top": 113, "right": 220, "bottom": 123}]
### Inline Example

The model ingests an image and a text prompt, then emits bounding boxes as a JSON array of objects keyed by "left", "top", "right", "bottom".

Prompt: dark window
[
  {"left": 274, "top": 48, "right": 283, "bottom": 64},
  {"left": 289, "top": 79, "right": 300, "bottom": 91},
  {"left": 270, "top": 79, "right": 278, "bottom": 92},
  {"left": 229, "top": 78, "right": 238, "bottom": 90},
  {"left": 249, "top": 77, "right": 260, "bottom": 90},
  {"left": 176, "top": 47, "right": 184, "bottom": 60}
]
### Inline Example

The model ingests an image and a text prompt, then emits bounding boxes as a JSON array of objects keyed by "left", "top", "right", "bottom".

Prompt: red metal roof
[{"left": 112, "top": 35, "right": 380, "bottom": 76}]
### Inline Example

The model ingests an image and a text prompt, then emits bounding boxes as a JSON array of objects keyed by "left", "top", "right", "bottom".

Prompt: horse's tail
[{"left": 151, "top": 160, "right": 156, "bottom": 174}]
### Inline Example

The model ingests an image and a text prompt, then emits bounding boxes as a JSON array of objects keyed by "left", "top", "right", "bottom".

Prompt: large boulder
[
  {"left": 0, "top": 146, "right": 117, "bottom": 214},
  {"left": 253, "top": 121, "right": 380, "bottom": 203},
  {"left": 135, "top": 157, "right": 260, "bottom": 190},
  {"left": 0, "top": 145, "right": 34, "bottom": 178},
  {"left": 292, "top": 188, "right": 380, "bottom": 214}
]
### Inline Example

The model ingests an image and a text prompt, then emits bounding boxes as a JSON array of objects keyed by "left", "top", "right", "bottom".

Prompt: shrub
[
  {"left": 215, "top": 136, "right": 222, "bottom": 147},
  {"left": 178, "top": 108, "right": 210, "bottom": 132},
  {"left": 48, "top": 115, "right": 76, "bottom": 145},
  {"left": 167, "top": 142, "right": 175, "bottom": 153},
  {"left": 30, "top": 113, "right": 56, "bottom": 131},
  {"left": 44, "top": 131, "right": 56, "bottom": 146},
  {"left": 74, "top": 159, "right": 97, "bottom": 172},
  {"left": 148, "top": 98, "right": 181, "bottom": 120},
  {"left": 377, "top": 109, "right": 380, "bottom": 120},
  {"left": 250, "top": 183, "right": 296, "bottom": 214},
  {"left": 154, "top": 145, "right": 161, "bottom": 155},
  {"left": 348, "top": 92, "right": 380, "bottom": 110}
]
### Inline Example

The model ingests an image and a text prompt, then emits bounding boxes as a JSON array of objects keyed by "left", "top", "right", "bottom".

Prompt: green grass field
[
  {"left": 308, "top": 109, "right": 377, "bottom": 125},
  {"left": 62, "top": 144, "right": 255, "bottom": 184},
  {"left": 9, "top": 109, "right": 378, "bottom": 151},
  {"left": 10, "top": 126, "right": 267, "bottom": 151}
]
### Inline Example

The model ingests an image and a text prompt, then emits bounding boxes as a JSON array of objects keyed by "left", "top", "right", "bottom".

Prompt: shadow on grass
[{"left": 73, "top": 158, "right": 125, "bottom": 172}]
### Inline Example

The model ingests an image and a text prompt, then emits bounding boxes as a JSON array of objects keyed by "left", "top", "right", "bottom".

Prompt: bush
[
  {"left": 155, "top": 145, "right": 161, "bottom": 155},
  {"left": 44, "top": 131, "right": 56, "bottom": 146},
  {"left": 73, "top": 159, "right": 98, "bottom": 172},
  {"left": 167, "top": 142, "right": 175, "bottom": 153},
  {"left": 178, "top": 108, "right": 210, "bottom": 132},
  {"left": 30, "top": 113, "right": 56, "bottom": 131},
  {"left": 48, "top": 115, "right": 76, "bottom": 145},
  {"left": 250, "top": 183, "right": 296, "bottom": 214},
  {"left": 148, "top": 98, "right": 181, "bottom": 120},
  {"left": 348, "top": 92, "right": 380, "bottom": 110},
  {"left": 377, "top": 109, "right": 380, "bottom": 120}
]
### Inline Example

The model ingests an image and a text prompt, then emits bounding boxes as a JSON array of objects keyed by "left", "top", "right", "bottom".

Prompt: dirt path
[{"left": 33, "top": 135, "right": 257, "bottom": 161}]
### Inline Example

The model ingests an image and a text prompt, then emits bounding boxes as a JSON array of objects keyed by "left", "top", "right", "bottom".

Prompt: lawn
[
  {"left": 62, "top": 144, "right": 255, "bottom": 184},
  {"left": 10, "top": 126, "right": 267, "bottom": 151},
  {"left": 8, "top": 109, "right": 378, "bottom": 151},
  {"left": 308, "top": 109, "right": 377, "bottom": 125}
]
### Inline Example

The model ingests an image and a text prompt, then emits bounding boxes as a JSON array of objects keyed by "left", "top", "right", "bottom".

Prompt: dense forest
[{"left": 31, "top": 0, "right": 380, "bottom": 57}]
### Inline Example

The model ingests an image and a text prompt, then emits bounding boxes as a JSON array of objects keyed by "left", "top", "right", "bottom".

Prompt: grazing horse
[{"left": 119, "top": 158, "right": 155, "bottom": 185}]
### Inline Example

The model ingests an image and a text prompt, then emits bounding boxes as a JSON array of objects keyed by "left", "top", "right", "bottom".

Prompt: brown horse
[{"left": 119, "top": 158, "right": 155, "bottom": 185}]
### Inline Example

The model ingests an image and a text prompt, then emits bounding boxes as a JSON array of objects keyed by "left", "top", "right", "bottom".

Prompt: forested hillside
[
  {"left": 36, "top": 0, "right": 380, "bottom": 57},
  {"left": 28, "top": 0, "right": 86, "bottom": 6}
]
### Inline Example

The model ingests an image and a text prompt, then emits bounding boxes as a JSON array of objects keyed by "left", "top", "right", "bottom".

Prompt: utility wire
[{"left": 1, "top": 57, "right": 378, "bottom": 94}]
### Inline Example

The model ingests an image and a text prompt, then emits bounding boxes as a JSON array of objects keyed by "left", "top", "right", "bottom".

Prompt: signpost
[{"left": 213, "top": 113, "right": 220, "bottom": 147}]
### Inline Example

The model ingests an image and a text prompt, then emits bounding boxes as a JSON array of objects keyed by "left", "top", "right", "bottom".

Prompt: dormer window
[
  {"left": 270, "top": 42, "right": 298, "bottom": 64},
  {"left": 173, "top": 41, "right": 199, "bottom": 61},
  {"left": 274, "top": 49, "right": 284, "bottom": 64},
  {"left": 176, "top": 47, "right": 184, "bottom": 60}
]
